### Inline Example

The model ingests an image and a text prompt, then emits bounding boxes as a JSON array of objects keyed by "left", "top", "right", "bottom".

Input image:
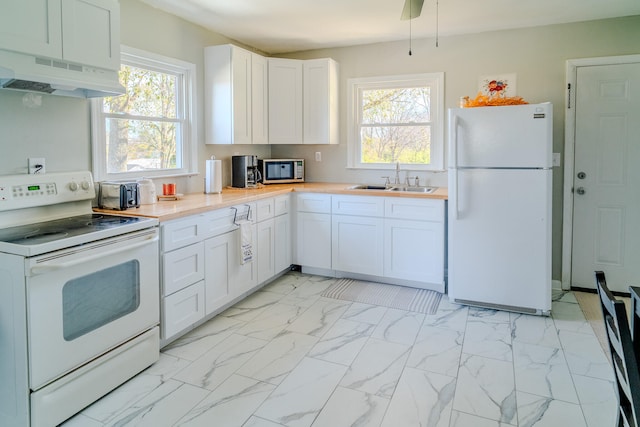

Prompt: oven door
[{"left": 25, "top": 228, "right": 159, "bottom": 391}]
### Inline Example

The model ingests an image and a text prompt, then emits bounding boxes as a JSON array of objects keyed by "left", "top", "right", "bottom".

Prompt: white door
[{"left": 571, "top": 62, "right": 640, "bottom": 292}]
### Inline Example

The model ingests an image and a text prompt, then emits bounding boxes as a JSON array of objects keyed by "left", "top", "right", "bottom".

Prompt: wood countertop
[{"left": 94, "top": 182, "right": 448, "bottom": 222}]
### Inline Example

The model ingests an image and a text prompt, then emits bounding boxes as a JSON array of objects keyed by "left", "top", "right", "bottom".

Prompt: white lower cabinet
[
  {"left": 162, "top": 242, "right": 205, "bottom": 296},
  {"left": 295, "top": 193, "right": 332, "bottom": 269},
  {"left": 257, "top": 218, "right": 275, "bottom": 284},
  {"left": 256, "top": 197, "right": 276, "bottom": 284},
  {"left": 231, "top": 225, "right": 259, "bottom": 294},
  {"left": 204, "top": 231, "right": 233, "bottom": 315},
  {"left": 332, "top": 215, "right": 384, "bottom": 276},
  {"left": 162, "top": 280, "right": 205, "bottom": 340},
  {"left": 296, "top": 212, "right": 332, "bottom": 269},
  {"left": 161, "top": 197, "right": 290, "bottom": 345},
  {"left": 384, "top": 218, "right": 444, "bottom": 286},
  {"left": 229, "top": 224, "right": 259, "bottom": 295},
  {"left": 295, "top": 193, "right": 445, "bottom": 292},
  {"left": 383, "top": 197, "right": 445, "bottom": 291},
  {"left": 274, "top": 212, "right": 291, "bottom": 272}
]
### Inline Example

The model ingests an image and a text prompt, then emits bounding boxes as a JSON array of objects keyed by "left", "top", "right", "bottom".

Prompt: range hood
[{"left": 0, "top": 49, "right": 124, "bottom": 98}]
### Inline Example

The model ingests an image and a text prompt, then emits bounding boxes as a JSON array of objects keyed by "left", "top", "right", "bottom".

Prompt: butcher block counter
[{"left": 94, "top": 182, "right": 448, "bottom": 222}]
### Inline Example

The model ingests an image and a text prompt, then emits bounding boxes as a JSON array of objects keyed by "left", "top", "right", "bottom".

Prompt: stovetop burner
[{"left": 0, "top": 214, "right": 150, "bottom": 247}]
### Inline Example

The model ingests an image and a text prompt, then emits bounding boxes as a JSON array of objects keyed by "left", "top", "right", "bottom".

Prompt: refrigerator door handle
[
  {"left": 452, "top": 168, "right": 459, "bottom": 219},
  {"left": 450, "top": 114, "right": 460, "bottom": 219}
]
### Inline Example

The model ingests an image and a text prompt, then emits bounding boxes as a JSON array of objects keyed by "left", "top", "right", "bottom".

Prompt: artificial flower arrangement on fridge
[{"left": 460, "top": 73, "right": 528, "bottom": 107}]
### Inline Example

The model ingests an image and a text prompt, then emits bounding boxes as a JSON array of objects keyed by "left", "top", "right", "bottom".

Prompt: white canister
[
  {"left": 138, "top": 179, "right": 157, "bottom": 204},
  {"left": 205, "top": 156, "right": 222, "bottom": 194}
]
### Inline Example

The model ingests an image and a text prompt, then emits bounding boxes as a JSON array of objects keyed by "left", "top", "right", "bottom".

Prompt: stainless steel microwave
[{"left": 259, "top": 159, "right": 305, "bottom": 184}]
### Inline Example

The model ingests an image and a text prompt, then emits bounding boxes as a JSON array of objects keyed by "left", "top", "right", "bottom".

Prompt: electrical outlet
[
  {"left": 28, "top": 157, "right": 46, "bottom": 174},
  {"left": 315, "top": 152, "right": 322, "bottom": 162}
]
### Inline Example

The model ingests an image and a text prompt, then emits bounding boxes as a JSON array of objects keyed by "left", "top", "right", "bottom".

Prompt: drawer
[
  {"left": 296, "top": 193, "right": 332, "bottom": 213},
  {"left": 201, "top": 207, "right": 236, "bottom": 239},
  {"left": 384, "top": 198, "right": 444, "bottom": 222},
  {"left": 256, "top": 198, "right": 275, "bottom": 222},
  {"left": 162, "top": 242, "right": 205, "bottom": 295},
  {"left": 274, "top": 194, "right": 290, "bottom": 216},
  {"left": 162, "top": 281, "right": 205, "bottom": 340},
  {"left": 161, "top": 216, "right": 204, "bottom": 252},
  {"left": 332, "top": 195, "right": 385, "bottom": 217}
]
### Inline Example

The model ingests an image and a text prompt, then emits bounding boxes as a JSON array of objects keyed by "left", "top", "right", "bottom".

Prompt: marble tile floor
[{"left": 62, "top": 272, "right": 618, "bottom": 427}]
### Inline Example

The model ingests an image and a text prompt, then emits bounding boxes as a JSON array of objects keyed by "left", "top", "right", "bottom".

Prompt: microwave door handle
[{"left": 29, "top": 234, "right": 158, "bottom": 275}]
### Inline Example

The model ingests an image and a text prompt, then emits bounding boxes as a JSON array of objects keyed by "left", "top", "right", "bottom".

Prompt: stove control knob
[
  {"left": 81, "top": 181, "right": 91, "bottom": 191},
  {"left": 69, "top": 182, "right": 79, "bottom": 191}
]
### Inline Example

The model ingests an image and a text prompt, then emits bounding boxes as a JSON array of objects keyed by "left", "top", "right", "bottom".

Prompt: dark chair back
[{"left": 595, "top": 270, "right": 640, "bottom": 427}]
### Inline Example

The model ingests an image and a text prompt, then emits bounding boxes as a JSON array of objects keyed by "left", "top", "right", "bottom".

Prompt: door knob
[
  {"left": 577, "top": 172, "right": 586, "bottom": 179},
  {"left": 576, "top": 187, "right": 586, "bottom": 195}
]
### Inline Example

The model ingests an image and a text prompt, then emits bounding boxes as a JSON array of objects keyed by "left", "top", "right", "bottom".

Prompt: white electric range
[{"left": 0, "top": 171, "right": 160, "bottom": 427}]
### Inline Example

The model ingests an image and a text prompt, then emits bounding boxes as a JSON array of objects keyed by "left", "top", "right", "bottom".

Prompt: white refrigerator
[{"left": 448, "top": 103, "right": 553, "bottom": 315}]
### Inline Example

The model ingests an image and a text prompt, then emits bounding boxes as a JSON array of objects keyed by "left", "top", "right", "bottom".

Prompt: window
[
  {"left": 347, "top": 73, "right": 444, "bottom": 171},
  {"left": 92, "top": 46, "right": 196, "bottom": 181}
]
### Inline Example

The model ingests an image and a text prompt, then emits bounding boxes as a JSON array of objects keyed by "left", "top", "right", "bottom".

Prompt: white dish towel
[{"left": 238, "top": 219, "right": 253, "bottom": 264}]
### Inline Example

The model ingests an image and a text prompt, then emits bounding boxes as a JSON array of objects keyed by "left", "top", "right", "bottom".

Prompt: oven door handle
[{"left": 30, "top": 235, "right": 158, "bottom": 275}]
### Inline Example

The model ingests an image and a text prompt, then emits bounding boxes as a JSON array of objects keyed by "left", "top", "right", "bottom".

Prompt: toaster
[{"left": 98, "top": 182, "right": 140, "bottom": 210}]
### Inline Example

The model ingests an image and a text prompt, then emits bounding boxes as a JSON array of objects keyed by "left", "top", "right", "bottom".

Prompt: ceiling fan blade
[{"left": 400, "top": 0, "right": 424, "bottom": 20}]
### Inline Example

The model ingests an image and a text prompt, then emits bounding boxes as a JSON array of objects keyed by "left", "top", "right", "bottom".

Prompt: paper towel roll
[{"left": 205, "top": 158, "right": 222, "bottom": 194}]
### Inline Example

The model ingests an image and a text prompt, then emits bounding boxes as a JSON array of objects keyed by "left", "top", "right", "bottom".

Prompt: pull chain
[
  {"left": 436, "top": 0, "right": 439, "bottom": 47},
  {"left": 408, "top": 0, "right": 413, "bottom": 55}
]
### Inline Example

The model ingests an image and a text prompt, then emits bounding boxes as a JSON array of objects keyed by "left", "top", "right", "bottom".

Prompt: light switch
[{"left": 553, "top": 153, "right": 561, "bottom": 167}]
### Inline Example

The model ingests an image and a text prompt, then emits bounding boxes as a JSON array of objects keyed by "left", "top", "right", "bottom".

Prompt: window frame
[
  {"left": 91, "top": 45, "right": 197, "bottom": 182},
  {"left": 347, "top": 72, "right": 444, "bottom": 171}
]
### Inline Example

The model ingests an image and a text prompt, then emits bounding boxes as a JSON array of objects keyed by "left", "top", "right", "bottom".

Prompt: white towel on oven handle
[{"left": 238, "top": 219, "right": 253, "bottom": 264}]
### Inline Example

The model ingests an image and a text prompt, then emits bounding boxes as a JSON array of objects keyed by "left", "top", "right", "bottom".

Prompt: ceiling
[{"left": 139, "top": 0, "right": 640, "bottom": 54}]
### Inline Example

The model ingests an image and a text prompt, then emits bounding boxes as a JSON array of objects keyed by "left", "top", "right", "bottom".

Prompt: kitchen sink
[
  {"left": 388, "top": 186, "right": 438, "bottom": 193},
  {"left": 346, "top": 184, "right": 437, "bottom": 194},
  {"left": 345, "top": 184, "right": 388, "bottom": 190}
]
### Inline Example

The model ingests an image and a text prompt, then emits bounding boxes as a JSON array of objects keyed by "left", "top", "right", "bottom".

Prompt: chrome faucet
[{"left": 394, "top": 162, "right": 401, "bottom": 185}]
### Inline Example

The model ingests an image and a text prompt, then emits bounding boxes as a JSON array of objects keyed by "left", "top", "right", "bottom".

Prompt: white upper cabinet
[
  {"left": 268, "top": 57, "right": 338, "bottom": 145},
  {"left": 61, "top": 0, "right": 120, "bottom": 70},
  {"left": 303, "top": 58, "right": 338, "bottom": 145},
  {"left": 0, "top": 0, "right": 120, "bottom": 71},
  {"left": 251, "top": 53, "right": 269, "bottom": 145},
  {"left": 268, "top": 57, "right": 303, "bottom": 144},
  {"left": 0, "top": 0, "right": 62, "bottom": 59},
  {"left": 205, "top": 44, "right": 268, "bottom": 145}
]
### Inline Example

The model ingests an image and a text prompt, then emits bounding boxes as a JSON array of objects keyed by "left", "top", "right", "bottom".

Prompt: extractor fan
[{"left": 400, "top": 0, "right": 424, "bottom": 20}]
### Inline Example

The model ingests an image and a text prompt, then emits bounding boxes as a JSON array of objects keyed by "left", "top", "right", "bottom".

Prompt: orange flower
[{"left": 462, "top": 92, "right": 528, "bottom": 107}]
